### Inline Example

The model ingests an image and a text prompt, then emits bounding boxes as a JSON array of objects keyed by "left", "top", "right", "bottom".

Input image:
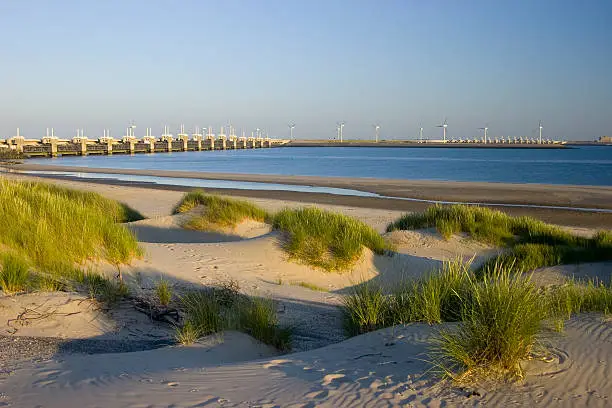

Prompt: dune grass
[
  {"left": 342, "top": 259, "right": 612, "bottom": 382},
  {"left": 155, "top": 278, "right": 172, "bottom": 306},
  {"left": 273, "top": 207, "right": 392, "bottom": 271},
  {"left": 84, "top": 270, "right": 130, "bottom": 305},
  {"left": 0, "top": 179, "right": 143, "bottom": 281},
  {"left": 0, "top": 179, "right": 142, "bottom": 297},
  {"left": 175, "top": 193, "right": 392, "bottom": 271},
  {"left": 294, "top": 281, "right": 329, "bottom": 292},
  {"left": 435, "top": 267, "right": 543, "bottom": 382},
  {"left": 173, "top": 190, "right": 269, "bottom": 230},
  {"left": 176, "top": 283, "right": 291, "bottom": 350},
  {"left": 387, "top": 204, "right": 612, "bottom": 272},
  {"left": 343, "top": 258, "right": 472, "bottom": 334},
  {"left": 0, "top": 252, "right": 31, "bottom": 294}
]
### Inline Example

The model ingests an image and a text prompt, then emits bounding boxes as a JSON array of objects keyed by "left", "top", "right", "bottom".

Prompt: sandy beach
[
  {"left": 0, "top": 173, "right": 610, "bottom": 407},
  {"left": 6, "top": 163, "right": 612, "bottom": 229}
]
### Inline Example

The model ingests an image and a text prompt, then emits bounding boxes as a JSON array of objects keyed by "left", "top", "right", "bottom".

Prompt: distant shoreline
[
  {"left": 4, "top": 163, "right": 612, "bottom": 229},
  {"left": 282, "top": 140, "right": 570, "bottom": 149}
]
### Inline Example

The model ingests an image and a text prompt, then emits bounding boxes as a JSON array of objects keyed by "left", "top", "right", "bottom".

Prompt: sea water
[{"left": 29, "top": 146, "right": 612, "bottom": 186}]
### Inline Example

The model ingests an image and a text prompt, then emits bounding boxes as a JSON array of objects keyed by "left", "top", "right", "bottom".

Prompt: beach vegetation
[
  {"left": 155, "top": 278, "right": 172, "bottom": 306},
  {"left": 176, "top": 285, "right": 291, "bottom": 350},
  {"left": 84, "top": 270, "right": 129, "bottom": 305},
  {"left": 233, "top": 296, "right": 292, "bottom": 351},
  {"left": 0, "top": 179, "right": 143, "bottom": 283},
  {"left": 342, "top": 259, "right": 612, "bottom": 383},
  {"left": 387, "top": 205, "right": 612, "bottom": 271},
  {"left": 433, "top": 263, "right": 544, "bottom": 382},
  {"left": 174, "top": 190, "right": 269, "bottom": 230},
  {"left": 0, "top": 252, "right": 32, "bottom": 294},
  {"left": 342, "top": 281, "right": 388, "bottom": 335},
  {"left": 294, "top": 281, "right": 329, "bottom": 292},
  {"left": 273, "top": 207, "right": 392, "bottom": 271}
]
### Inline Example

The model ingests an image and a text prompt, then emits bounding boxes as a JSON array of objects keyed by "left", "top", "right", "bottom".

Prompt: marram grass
[
  {"left": 0, "top": 179, "right": 143, "bottom": 282},
  {"left": 342, "top": 259, "right": 612, "bottom": 383},
  {"left": 176, "top": 284, "right": 291, "bottom": 350},
  {"left": 273, "top": 207, "right": 392, "bottom": 271},
  {"left": 433, "top": 263, "right": 544, "bottom": 383},
  {"left": 0, "top": 252, "right": 31, "bottom": 294},
  {"left": 155, "top": 278, "right": 172, "bottom": 306},
  {"left": 387, "top": 204, "right": 612, "bottom": 272},
  {"left": 174, "top": 190, "right": 269, "bottom": 230}
]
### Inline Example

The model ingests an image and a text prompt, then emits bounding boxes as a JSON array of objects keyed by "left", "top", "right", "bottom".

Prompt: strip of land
[
  {"left": 6, "top": 163, "right": 612, "bottom": 229},
  {"left": 284, "top": 140, "right": 568, "bottom": 148}
]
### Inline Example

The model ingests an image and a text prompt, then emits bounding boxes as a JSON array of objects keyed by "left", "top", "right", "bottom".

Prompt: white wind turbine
[
  {"left": 373, "top": 124, "right": 380, "bottom": 142},
  {"left": 538, "top": 120, "right": 543, "bottom": 144},
  {"left": 436, "top": 118, "right": 448, "bottom": 142},
  {"left": 288, "top": 123, "right": 295, "bottom": 140},
  {"left": 337, "top": 121, "right": 345, "bottom": 142},
  {"left": 419, "top": 126, "right": 424, "bottom": 142},
  {"left": 478, "top": 125, "right": 489, "bottom": 144}
]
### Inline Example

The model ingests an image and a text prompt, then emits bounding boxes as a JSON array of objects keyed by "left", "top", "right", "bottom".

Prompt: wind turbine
[
  {"left": 538, "top": 120, "right": 543, "bottom": 144},
  {"left": 288, "top": 123, "right": 295, "bottom": 140},
  {"left": 436, "top": 118, "right": 448, "bottom": 142},
  {"left": 373, "top": 124, "right": 380, "bottom": 142},
  {"left": 337, "top": 121, "right": 345, "bottom": 142},
  {"left": 419, "top": 126, "right": 424, "bottom": 142},
  {"left": 478, "top": 125, "right": 489, "bottom": 144}
]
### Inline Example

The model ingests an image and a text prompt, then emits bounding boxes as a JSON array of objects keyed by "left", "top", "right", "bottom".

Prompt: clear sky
[{"left": 1, "top": 0, "right": 611, "bottom": 140}]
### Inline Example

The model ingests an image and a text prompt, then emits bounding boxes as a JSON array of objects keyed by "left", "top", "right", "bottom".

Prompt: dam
[{"left": 1, "top": 127, "right": 289, "bottom": 158}]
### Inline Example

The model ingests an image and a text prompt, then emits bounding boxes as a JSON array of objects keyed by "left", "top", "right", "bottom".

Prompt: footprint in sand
[{"left": 321, "top": 373, "right": 346, "bottom": 386}]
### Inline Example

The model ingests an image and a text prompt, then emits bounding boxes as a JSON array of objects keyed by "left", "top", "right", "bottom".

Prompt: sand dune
[
  {"left": 1, "top": 316, "right": 610, "bottom": 407},
  {"left": 0, "top": 174, "right": 611, "bottom": 407}
]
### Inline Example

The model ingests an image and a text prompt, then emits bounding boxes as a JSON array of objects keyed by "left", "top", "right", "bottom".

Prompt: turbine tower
[
  {"left": 288, "top": 123, "right": 295, "bottom": 140},
  {"left": 373, "top": 124, "right": 380, "bottom": 143},
  {"left": 419, "top": 126, "right": 424, "bottom": 142},
  {"left": 539, "top": 120, "right": 543, "bottom": 144},
  {"left": 436, "top": 118, "right": 448, "bottom": 142},
  {"left": 478, "top": 126, "right": 489, "bottom": 144},
  {"left": 337, "top": 121, "right": 345, "bottom": 142}
]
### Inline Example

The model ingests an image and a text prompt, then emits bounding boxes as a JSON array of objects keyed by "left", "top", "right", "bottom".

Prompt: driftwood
[
  {"left": 7, "top": 304, "right": 81, "bottom": 334},
  {"left": 130, "top": 296, "right": 180, "bottom": 326}
]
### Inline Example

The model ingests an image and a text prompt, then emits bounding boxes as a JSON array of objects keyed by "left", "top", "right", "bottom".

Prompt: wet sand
[{"left": 6, "top": 162, "right": 612, "bottom": 229}]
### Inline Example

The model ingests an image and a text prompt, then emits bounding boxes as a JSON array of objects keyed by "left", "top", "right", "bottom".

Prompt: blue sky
[{"left": 1, "top": 0, "right": 610, "bottom": 140}]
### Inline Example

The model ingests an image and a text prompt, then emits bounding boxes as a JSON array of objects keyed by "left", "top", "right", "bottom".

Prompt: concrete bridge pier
[
  {"left": 192, "top": 135, "right": 203, "bottom": 151},
  {"left": 229, "top": 137, "right": 237, "bottom": 149}
]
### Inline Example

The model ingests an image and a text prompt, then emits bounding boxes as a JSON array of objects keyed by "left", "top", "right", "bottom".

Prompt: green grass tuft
[
  {"left": 155, "top": 278, "right": 172, "bottom": 306},
  {"left": 387, "top": 204, "right": 612, "bottom": 272},
  {"left": 174, "top": 190, "right": 269, "bottom": 230},
  {"left": 342, "top": 282, "right": 388, "bottom": 335},
  {"left": 273, "top": 207, "right": 392, "bottom": 271},
  {"left": 0, "top": 179, "right": 142, "bottom": 282},
  {"left": 0, "top": 252, "right": 31, "bottom": 294},
  {"left": 234, "top": 297, "right": 292, "bottom": 351},
  {"left": 176, "top": 286, "right": 291, "bottom": 350},
  {"left": 434, "top": 263, "right": 544, "bottom": 383},
  {"left": 294, "top": 281, "right": 329, "bottom": 292},
  {"left": 342, "top": 259, "right": 612, "bottom": 383},
  {"left": 179, "top": 290, "right": 223, "bottom": 338}
]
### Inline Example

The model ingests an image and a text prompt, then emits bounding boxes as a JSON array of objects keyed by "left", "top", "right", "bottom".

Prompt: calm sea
[{"left": 30, "top": 146, "right": 612, "bottom": 186}]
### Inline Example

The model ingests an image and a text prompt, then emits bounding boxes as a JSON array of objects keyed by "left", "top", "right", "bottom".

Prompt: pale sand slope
[
  {"left": 0, "top": 292, "right": 172, "bottom": 340},
  {"left": 1, "top": 174, "right": 611, "bottom": 406},
  {"left": 0, "top": 315, "right": 610, "bottom": 408}
]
